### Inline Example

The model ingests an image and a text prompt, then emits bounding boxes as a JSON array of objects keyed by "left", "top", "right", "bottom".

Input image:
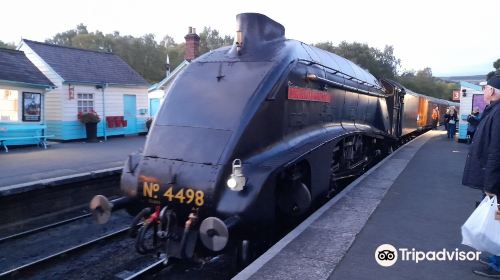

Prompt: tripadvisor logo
[
  {"left": 375, "top": 244, "right": 481, "bottom": 267},
  {"left": 375, "top": 244, "right": 398, "bottom": 267}
]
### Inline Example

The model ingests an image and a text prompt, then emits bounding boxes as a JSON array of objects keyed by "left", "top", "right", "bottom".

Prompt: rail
[
  {"left": 0, "top": 213, "right": 91, "bottom": 244},
  {"left": 0, "top": 227, "right": 129, "bottom": 279}
]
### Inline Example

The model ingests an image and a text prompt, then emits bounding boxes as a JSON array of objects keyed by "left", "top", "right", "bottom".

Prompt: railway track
[
  {"left": 0, "top": 213, "right": 92, "bottom": 244},
  {"left": 0, "top": 227, "right": 129, "bottom": 279},
  {"left": 121, "top": 259, "right": 167, "bottom": 280}
]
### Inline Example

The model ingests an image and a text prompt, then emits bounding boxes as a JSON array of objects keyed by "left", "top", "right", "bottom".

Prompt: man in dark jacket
[{"left": 463, "top": 75, "right": 500, "bottom": 278}]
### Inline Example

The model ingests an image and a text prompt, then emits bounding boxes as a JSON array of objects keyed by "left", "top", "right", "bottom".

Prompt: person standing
[
  {"left": 431, "top": 106, "right": 440, "bottom": 129},
  {"left": 462, "top": 75, "right": 500, "bottom": 277},
  {"left": 443, "top": 108, "right": 450, "bottom": 132},
  {"left": 466, "top": 107, "right": 481, "bottom": 143},
  {"left": 447, "top": 106, "right": 458, "bottom": 139}
]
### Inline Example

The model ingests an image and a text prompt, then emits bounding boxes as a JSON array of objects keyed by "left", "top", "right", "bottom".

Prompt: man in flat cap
[{"left": 462, "top": 75, "right": 500, "bottom": 277}]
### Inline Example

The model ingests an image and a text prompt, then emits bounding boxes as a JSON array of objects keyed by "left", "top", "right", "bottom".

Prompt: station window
[
  {"left": 77, "top": 93, "right": 94, "bottom": 113},
  {"left": 0, "top": 89, "right": 19, "bottom": 121}
]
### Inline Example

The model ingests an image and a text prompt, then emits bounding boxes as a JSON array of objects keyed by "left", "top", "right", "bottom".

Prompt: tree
[
  {"left": 0, "top": 40, "right": 15, "bottom": 49},
  {"left": 160, "top": 35, "right": 185, "bottom": 72},
  {"left": 313, "top": 41, "right": 335, "bottom": 53},
  {"left": 46, "top": 23, "right": 89, "bottom": 46},
  {"left": 314, "top": 41, "right": 457, "bottom": 99},
  {"left": 486, "top": 58, "right": 500, "bottom": 80},
  {"left": 398, "top": 67, "right": 458, "bottom": 100},
  {"left": 161, "top": 35, "right": 176, "bottom": 49},
  {"left": 43, "top": 24, "right": 235, "bottom": 83},
  {"left": 199, "top": 27, "right": 233, "bottom": 54},
  {"left": 45, "top": 25, "right": 172, "bottom": 82},
  {"left": 314, "top": 41, "right": 400, "bottom": 79}
]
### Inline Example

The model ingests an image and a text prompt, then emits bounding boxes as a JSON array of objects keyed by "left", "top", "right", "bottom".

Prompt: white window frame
[
  {"left": 77, "top": 93, "right": 95, "bottom": 113},
  {"left": 0, "top": 89, "right": 20, "bottom": 122}
]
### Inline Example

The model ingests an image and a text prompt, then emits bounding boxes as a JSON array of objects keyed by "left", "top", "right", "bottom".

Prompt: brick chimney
[{"left": 184, "top": 27, "right": 200, "bottom": 61}]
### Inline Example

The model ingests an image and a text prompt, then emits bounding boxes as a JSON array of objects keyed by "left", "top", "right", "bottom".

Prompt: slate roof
[
  {"left": 148, "top": 60, "right": 190, "bottom": 92},
  {"left": 23, "top": 39, "right": 148, "bottom": 86},
  {"left": 0, "top": 48, "right": 54, "bottom": 88},
  {"left": 460, "top": 81, "right": 482, "bottom": 92}
]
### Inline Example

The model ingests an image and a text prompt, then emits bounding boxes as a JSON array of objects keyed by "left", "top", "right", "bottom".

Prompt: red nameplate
[{"left": 288, "top": 87, "right": 331, "bottom": 103}]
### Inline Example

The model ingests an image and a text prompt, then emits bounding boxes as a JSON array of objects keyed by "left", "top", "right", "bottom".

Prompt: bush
[{"left": 77, "top": 111, "right": 100, "bottom": 123}]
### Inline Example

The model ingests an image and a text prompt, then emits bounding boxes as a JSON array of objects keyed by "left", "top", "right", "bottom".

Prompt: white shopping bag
[{"left": 462, "top": 196, "right": 500, "bottom": 255}]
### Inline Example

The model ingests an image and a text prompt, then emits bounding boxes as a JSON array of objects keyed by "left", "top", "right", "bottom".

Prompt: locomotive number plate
[{"left": 143, "top": 182, "right": 204, "bottom": 206}]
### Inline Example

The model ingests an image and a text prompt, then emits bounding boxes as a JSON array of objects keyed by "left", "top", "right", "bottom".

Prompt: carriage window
[
  {"left": 0, "top": 89, "right": 19, "bottom": 121},
  {"left": 77, "top": 93, "right": 94, "bottom": 113}
]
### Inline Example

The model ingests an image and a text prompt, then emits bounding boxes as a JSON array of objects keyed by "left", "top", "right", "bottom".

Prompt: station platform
[
  {"left": 234, "top": 130, "right": 483, "bottom": 280},
  {"left": 0, "top": 135, "right": 145, "bottom": 191}
]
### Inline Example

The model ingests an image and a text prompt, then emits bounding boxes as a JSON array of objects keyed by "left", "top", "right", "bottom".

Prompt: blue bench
[{"left": 0, "top": 125, "right": 54, "bottom": 152}]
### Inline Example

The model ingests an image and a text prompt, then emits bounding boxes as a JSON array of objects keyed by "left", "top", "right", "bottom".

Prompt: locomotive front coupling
[
  {"left": 128, "top": 205, "right": 240, "bottom": 259},
  {"left": 90, "top": 193, "right": 241, "bottom": 259}
]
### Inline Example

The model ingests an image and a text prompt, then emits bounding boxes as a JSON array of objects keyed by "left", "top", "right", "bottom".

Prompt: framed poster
[
  {"left": 472, "top": 94, "right": 487, "bottom": 113},
  {"left": 22, "top": 92, "right": 41, "bottom": 122}
]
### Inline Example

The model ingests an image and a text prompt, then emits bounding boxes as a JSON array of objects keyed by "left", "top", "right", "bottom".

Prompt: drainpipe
[
  {"left": 41, "top": 90, "right": 45, "bottom": 136},
  {"left": 103, "top": 83, "right": 108, "bottom": 141},
  {"left": 97, "top": 83, "right": 108, "bottom": 141}
]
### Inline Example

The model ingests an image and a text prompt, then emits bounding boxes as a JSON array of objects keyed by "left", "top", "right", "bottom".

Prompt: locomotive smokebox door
[{"left": 89, "top": 195, "right": 112, "bottom": 224}]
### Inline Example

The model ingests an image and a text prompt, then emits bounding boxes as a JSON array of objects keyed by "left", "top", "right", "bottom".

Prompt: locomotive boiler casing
[{"left": 122, "top": 14, "right": 397, "bottom": 248}]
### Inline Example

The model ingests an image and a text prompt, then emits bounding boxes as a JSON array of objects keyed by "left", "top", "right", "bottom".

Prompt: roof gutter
[
  {"left": 62, "top": 81, "right": 149, "bottom": 88},
  {"left": 0, "top": 79, "right": 55, "bottom": 90},
  {"left": 148, "top": 60, "right": 190, "bottom": 92}
]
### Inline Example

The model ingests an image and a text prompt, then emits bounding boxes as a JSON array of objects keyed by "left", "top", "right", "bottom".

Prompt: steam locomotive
[{"left": 90, "top": 13, "right": 458, "bottom": 262}]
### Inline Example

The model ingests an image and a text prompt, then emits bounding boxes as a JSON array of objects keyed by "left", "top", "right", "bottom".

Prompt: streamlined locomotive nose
[{"left": 145, "top": 125, "right": 232, "bottom": 166}]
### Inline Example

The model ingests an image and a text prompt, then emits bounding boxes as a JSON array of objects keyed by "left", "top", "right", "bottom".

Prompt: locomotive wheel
[{"left": 277, "top": 181, "right": 312, "bottom": 217}]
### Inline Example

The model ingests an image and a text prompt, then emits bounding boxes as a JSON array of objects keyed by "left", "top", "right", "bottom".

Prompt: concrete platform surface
[
  {"left": 0, "top": 136, "right": 145, "bottom": 188},
  {"left": 235, "top": 131, "right": 481, "bottom": 280}
]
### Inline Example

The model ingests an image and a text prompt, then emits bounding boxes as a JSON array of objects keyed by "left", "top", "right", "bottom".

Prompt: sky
[{"left": 1, "top": 0, "right": 498, "bottom": 77}]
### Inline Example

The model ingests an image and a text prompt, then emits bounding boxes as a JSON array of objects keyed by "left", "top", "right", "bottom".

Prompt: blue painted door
[
  {"left": 124, "top": 95, "right": 137, "bottom": 134},
  {"left": 150, "top": 98, "right": 160, "bottom": 117}
]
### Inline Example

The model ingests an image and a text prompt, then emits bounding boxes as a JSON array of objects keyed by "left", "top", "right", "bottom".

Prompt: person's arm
[{"left": 484, "top": 111, "right": 500, "bottom": 196}]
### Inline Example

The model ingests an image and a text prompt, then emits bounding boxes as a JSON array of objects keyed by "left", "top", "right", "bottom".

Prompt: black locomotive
[{"left": 90, "top": 13, "right": 457, "bottom": 261}]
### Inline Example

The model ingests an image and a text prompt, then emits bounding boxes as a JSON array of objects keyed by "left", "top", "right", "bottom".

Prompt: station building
[
  {"left": 0, "top": 48, "right": 54, "bottom": 149},
  {"left": 148, "top": 60, "right": 189, "bottom": 117},
  {"left": 147, "top": 27, "right": 199, "bottom": 117},
  {"left": 458, "top": 81, "right": 485, "bottom": 142},
  {"left": 18, "top": 40, "right": 149, "bottom": 141}
]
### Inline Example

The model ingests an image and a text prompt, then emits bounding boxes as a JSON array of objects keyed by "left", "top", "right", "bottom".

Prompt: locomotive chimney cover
[{"left": 231, "top": 13, "right": 285, "bottom": 55}]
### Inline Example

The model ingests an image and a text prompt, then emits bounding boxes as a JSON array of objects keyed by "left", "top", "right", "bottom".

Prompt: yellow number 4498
[{"left": 163, "top": 186, "right": 204, "bottom": 207}]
